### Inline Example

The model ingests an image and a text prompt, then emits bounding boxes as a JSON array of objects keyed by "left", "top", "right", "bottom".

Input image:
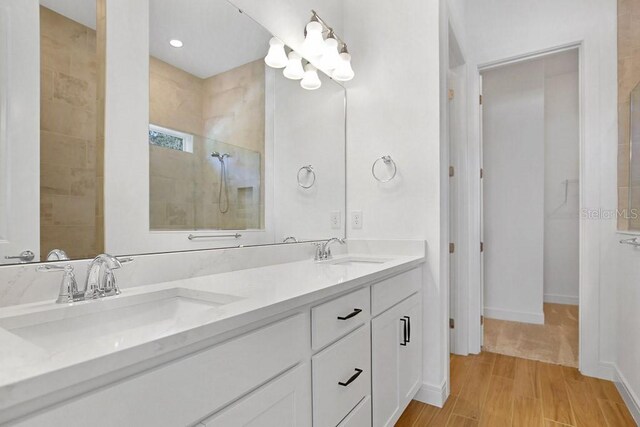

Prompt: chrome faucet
[
  {"left": 36, "top": 253, "right": 132, "bottom": 304},
  {"left": 314, "top": 237, "right": 345, "bottom": 261},
  {"left": 85, "top": 254, "right": 132, "bottom": 299}
]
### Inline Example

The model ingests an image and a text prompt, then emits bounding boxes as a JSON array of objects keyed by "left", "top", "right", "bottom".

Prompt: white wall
[
  {"left": 343, "top": 0, "right": 444, "bottom": 406},
  {"left": 462, "top": 0, "right": 619, "bottom": 382},
  {"left": 543, "top": 57, "right": 579, "bottom": 306},
  {"left": 482, "top": 60, "right": 546, "bottom": 324}
]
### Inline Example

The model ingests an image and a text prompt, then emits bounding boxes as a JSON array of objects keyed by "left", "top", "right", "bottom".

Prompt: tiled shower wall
[
  {"left": 618, "top": 0, "right": 640, "bottom": 230},
  {"left": 149, "top": 59, "right": 264, "bottom": 230},
  {"left": 39, "top": 6, "right": 102, "bottom": 259}
]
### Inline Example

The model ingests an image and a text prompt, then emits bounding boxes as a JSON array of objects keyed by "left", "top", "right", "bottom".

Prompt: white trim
[
  {"left": 414, "top": 380, "right": 447, "bottom": 408},
  {"left": 543, "top": 293, "right": 579, "bottom": 305},
  {"left": 614, "top": 364, "right": 640, "bottom": 425},
  {"left": 484, "top": 307, "right": 545, "bottom": 325}
]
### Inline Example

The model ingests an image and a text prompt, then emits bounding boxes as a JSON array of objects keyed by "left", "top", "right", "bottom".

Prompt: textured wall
[
  {"left": 618, "top": 0, "right": 640, "bottom": 230},
  {"left": 148, "top": 58, "right": 264, "bottom": 230},
  {"left": 39, "top": 6, "right": 101, "bottom": 259}
]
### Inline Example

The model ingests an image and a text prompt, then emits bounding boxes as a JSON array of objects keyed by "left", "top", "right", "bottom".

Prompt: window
[{"left": 149, "top": 124, "right": 193, "bottom": 153}]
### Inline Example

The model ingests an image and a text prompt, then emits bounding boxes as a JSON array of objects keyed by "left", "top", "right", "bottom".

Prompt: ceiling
[
  {"left": 150, "top": 0, "right": 271, "bottom": 79},
  {"left": 40, "top": 0, "right": 96, "bottom": 29},
  {"left": 40, "top": 0, "right": 272, "bottom": 79}
]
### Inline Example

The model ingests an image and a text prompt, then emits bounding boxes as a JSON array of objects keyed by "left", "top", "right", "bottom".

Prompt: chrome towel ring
[
  {"left": 372, "top": 155, "right": 397, "bottom": 182},
  {"left": 297, "top": 165, "right": 316, "bottom": 189}
]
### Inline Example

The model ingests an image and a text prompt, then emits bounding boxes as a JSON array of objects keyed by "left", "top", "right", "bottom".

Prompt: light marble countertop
[{"left": 0, "top": 251, "right": 424, "bottom": 417}]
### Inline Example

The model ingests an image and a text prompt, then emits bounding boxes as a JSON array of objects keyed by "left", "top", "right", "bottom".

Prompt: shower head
[{"left": 211, "top": 151, "right": 231, "bottom": 161}]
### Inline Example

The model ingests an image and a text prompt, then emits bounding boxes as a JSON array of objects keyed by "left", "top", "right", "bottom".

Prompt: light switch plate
[
  {"left": 351, "top": 211, "right": 363, "bottom": 229},
  {"left": 330, "top": 211, "right": 341, "bottom": 229}
]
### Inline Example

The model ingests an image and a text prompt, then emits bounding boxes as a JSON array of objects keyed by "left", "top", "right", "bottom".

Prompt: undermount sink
[
  {"left": 0, "top": 288, "right": 242, "bottom": 352},
  {"left": 327, "top": 257, "right": 391, "bottom": 267}
]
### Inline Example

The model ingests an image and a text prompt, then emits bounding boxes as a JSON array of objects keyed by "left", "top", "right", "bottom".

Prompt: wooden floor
[
  {"left": 396, "top": 352, "right": 636, "bottom": 427},
  {"left": 483, "top": 303, "right": 579, "bottom": 367}
]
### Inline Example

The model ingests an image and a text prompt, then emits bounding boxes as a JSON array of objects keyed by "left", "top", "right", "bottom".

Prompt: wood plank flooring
[{"left": 396, "top": 352, "right": 637, "bottom": 427}]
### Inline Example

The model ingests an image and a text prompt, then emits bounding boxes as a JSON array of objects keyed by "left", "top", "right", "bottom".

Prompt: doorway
[{"left": 480, "top": 49, "right": 580, "bottom": 367}]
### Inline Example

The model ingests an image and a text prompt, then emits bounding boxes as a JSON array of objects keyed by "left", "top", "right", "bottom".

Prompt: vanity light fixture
[
  {"left": 300, "top": 63, "right": 321, "bottom": 90},
  {"left": 169, "top": 39, "right": 184, "bottom": 48},
  {"left": 332, "top": 45, "right": 355, "bottom": 82},
  {"left": 263, "top": 10, "right": 354, "bottom": 84},
  {"left": 283, "top": 51, "right": 305, "bottom": 80},
  {"left": 264, "top": 37, "right": 288, "bottom": 68}
]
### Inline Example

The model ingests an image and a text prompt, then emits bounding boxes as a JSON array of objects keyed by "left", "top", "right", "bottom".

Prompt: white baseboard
[
  {"left": 483, "top": 307, "right": 545, "bottom": 324},
  {"left": 614, "top": 364, "right": 640, "bottom": 425},
  {"left": 414, "top": 380, "right": 447, "bottom": 408},
  {"left": 544, "top": 293, "right": 579, "bottom": 305}
]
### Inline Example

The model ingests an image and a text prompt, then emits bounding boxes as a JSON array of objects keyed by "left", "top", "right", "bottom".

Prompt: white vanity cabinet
[
  {"left": 371, "top": 292, "right": 423, "bottom": 427},
  {"left": 8, "top": 266, "right": 424, "bottom": 427},
  {"left": 198, "top": 363, "right": 311, "bottom": 427}
]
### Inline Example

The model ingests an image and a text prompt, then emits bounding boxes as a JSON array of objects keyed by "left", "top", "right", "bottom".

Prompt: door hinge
[
  {"left": 448, "top": 89, "right": 455, "bottom": 100},
  {"left": 449, "top": 166, "right": 455, "bottom": 177},
  {"left": 479, "top": 94, "right": 483, "bottom": 105},
  {"left": 449, "top": 243, "right": 455, "bottom": 254},
  {"left": 480, "top": 242, "right": 484, "bottom": 252},
  {"left": 449, "top": 318, "right": 455, "bottom": 329},
  {"left": 480, "top": 168, "right": 484, "bottom": 179},
  {"left": 481, "top": 315, "right": 484, "bottom": 325}
]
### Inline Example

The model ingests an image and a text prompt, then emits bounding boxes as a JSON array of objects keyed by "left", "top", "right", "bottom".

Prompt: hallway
[
  {"left": 483, "top": 303, "right": 579, "bottom": 367},
  {"left": 396, "top": 352, "right": 635, "bottom": 426}
]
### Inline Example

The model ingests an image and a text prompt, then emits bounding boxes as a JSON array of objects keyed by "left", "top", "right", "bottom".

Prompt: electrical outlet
[
  {"left": 351, "top": 211, "right": 363, "bottom": 229},
  {"left": 330, "top": 211, "right": 341, "bottom": 229}
]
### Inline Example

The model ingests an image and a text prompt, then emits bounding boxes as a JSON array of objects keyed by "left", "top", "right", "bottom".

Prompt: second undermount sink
[
  {"left": 0, "top": 288, "right": 242, "bottom": 353},
  {"left": 327, "top": 257, "right": 391, "bottom": 267}
]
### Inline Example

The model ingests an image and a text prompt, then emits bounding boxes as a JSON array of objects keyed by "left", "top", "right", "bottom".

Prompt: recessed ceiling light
[{"left": 169, "top": 39, "right": 183, "bottom": 48}]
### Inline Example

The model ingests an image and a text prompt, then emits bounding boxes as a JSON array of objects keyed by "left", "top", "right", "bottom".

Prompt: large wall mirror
[{"left": 0, "top": 0, "right": 346, "bottom": 265}]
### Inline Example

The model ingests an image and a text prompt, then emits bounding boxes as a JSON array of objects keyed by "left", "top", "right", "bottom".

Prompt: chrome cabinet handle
[
  {"left": 338, "top": 368, "right": 363, "bottom": 387},
  {"left": 5, "top": 250, "right": 35, "bottom": 262},
  {"left": 337, "top": 308, "right": 362, "bottom": 320}
]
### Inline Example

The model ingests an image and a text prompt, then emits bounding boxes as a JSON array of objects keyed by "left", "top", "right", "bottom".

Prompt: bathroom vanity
[{"left": 0, "top": 250, "right": 424, "bottom": 427}]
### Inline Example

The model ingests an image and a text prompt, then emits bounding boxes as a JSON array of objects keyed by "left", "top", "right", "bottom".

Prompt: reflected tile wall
[
  {"left": 39, "top": 6, "right": 101, "bottom": 259},
  {"left": 617, "top": 0, "right": 640, "bottom": 230},
  {"left": 149, "top": 59, "right": 264, "bottom": 230}
]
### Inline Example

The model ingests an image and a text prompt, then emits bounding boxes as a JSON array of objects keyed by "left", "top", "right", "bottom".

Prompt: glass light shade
[
  {"left": 264, "top": 37, "right": 288, "bottom": 68},
  {"left": 300, "top": 64, "right": 321, "bottom": 90},
  {"left": 320, "top": 37, "right": 340, "bottom": 71},
  {"left": 332, "top": 52, "right": 355, "bottom": 81},
  {"left": 283, "top": 51, "right": 304, "bottom": 80},
  {"left": 302, "top": 21, "right": 324, "bottom": 57}
]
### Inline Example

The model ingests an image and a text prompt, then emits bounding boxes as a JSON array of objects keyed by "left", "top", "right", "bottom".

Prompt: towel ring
[
  {"left": 297, "top": 165, "right": 316, "bottom": 189},
  {"left": 372, "top": 155, "right": 397, "bottom": 183}
]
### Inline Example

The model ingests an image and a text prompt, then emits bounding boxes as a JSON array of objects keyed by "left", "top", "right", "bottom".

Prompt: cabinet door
[
  {"left": 200, "top": 363, "right": 311, "bottom": 427},
  {"left": 372, "top": 293, "right": 422, "bottom": 427},
  {"left": 399, "top": 297, "right": 422, "bottom": 404}
]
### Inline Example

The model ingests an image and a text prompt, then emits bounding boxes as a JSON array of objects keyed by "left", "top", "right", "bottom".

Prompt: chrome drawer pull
[
  {"left": 337, "top": 308, "right": 362, "bottom": 320},
  {"left": 338, "top": 368, "right": 363, "bottom": 387}
]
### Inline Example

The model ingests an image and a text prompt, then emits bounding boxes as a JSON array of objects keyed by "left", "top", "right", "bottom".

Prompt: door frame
[{"left": 463, "top": 42, "right": 589, "bottom": 374}]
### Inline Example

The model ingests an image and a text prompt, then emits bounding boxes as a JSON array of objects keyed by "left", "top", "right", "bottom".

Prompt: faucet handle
[
  {"left": 37, "top": 264, "right": 80, "bottom": 304},
  {"left": 103, "top": 256, "right": 133, "bottom": 296}
]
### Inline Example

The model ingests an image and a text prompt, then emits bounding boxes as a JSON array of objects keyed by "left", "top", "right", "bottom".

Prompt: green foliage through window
[{"left": 149, "top": 130, "right": 184, "bottom": 151}]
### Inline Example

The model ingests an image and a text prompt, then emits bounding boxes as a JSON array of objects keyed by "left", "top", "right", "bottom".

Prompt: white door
[
  {"left": 0, "top": 0, "right": 40, "bottom": 264},
  {"left": 448, "top": 70, "right": 458, "bottom": 354},
  {"left": 372, "top": 293, "right": 422, "bottom": 427},
  {"left": 399, "top": 295, "right": 422, "bottom": 402},
  {"left": 200, "top": 363, "right": 312, "bottom": 427}
]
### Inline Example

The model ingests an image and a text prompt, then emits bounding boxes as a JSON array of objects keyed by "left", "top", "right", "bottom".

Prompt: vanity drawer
[
  {"left": 371, "top": 268, "right": 422, "bottom": 316},
  {"left": 338, "top": 396, "right": 372, "bottom": 427},
  {"left": 311, "top": 287, "right": 370, "bottom": 350},
  {"left": 13, "top": 313, "right": 308, "bottom": 427},
  {"left": 312, "top": 324, "right": 371, "bottom": 427}
]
